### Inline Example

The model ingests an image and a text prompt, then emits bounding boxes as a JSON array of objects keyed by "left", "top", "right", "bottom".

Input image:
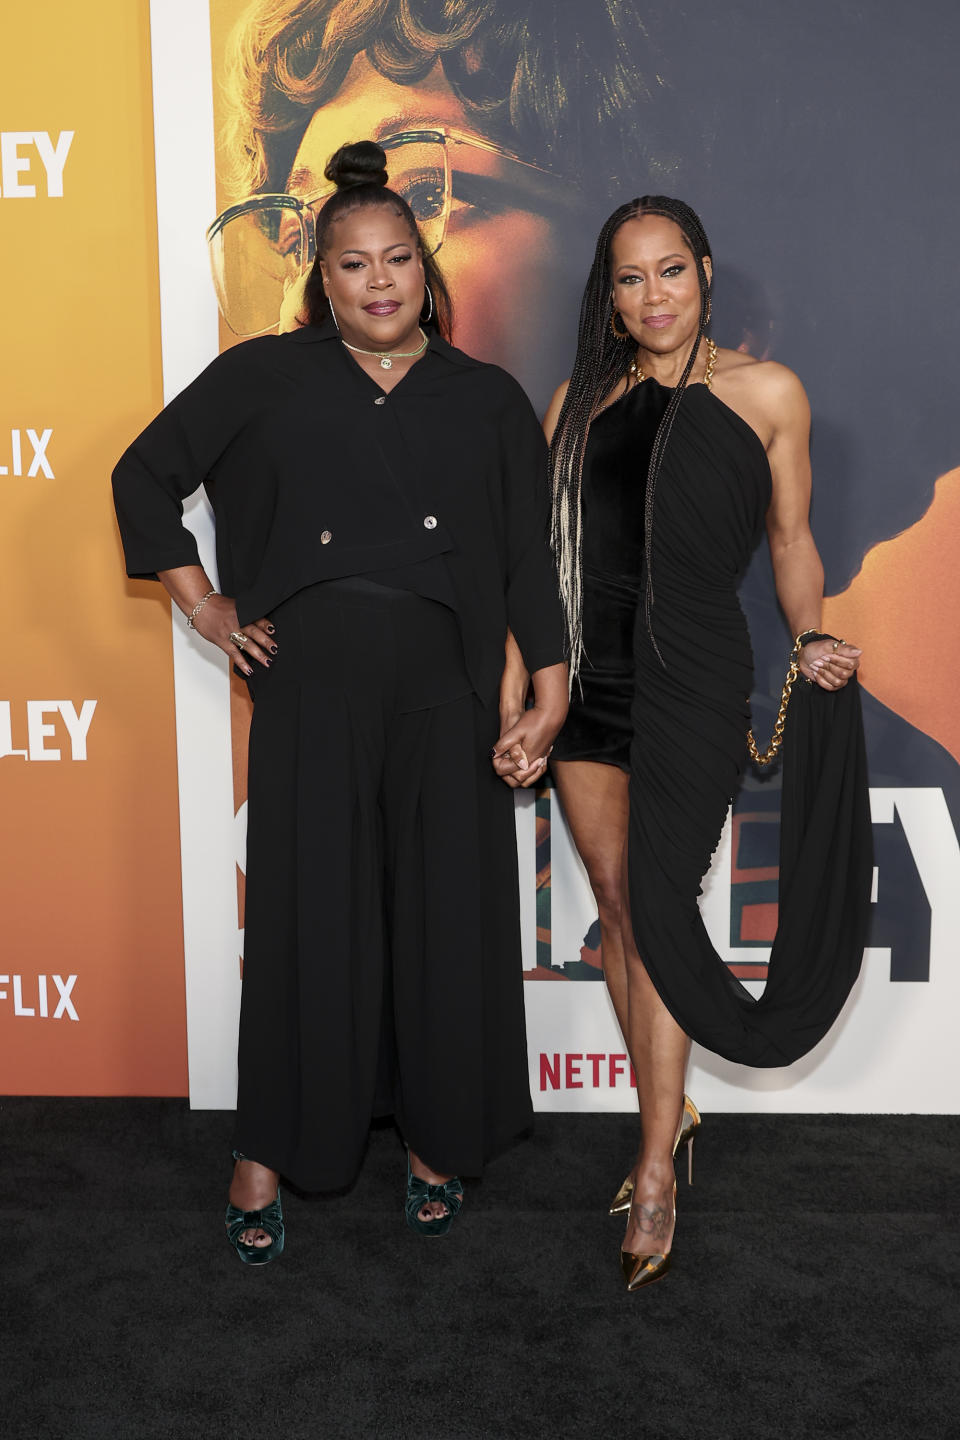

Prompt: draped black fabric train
[{"left": 556, "top": 379, "right": 873, "bottom": 1067}]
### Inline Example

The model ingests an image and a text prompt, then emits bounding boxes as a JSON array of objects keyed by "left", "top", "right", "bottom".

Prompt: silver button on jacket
[
  {"left": 320, "top": 530, "right": 332, "bottom": 544},
  {"left": 423, "top": 515, "right": 437, "bottom": 529}
]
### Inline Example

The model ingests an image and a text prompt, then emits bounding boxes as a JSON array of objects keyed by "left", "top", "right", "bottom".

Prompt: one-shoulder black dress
[{"left": 552, "top": 379, "right": 873, "bottom": 1068}]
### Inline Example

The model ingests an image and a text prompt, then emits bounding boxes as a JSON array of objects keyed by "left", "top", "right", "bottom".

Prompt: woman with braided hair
[{"left": 508, "top": 197, "right": 873, "bottom": 1289}]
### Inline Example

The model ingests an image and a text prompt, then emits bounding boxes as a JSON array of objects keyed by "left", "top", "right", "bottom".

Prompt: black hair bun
[{"left": 324, "top": 140, "right": 389, "bottom": 191}]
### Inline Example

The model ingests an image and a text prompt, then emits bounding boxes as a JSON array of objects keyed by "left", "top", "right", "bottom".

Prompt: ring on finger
[{"left": 229, "top": 631, "right": 249, "bottom": 649}]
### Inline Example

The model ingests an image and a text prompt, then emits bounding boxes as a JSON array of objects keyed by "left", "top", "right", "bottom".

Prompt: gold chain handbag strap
[
  {"left": 746, "top": 641, "right": 801, "bottom": 767},
  {"left": 746, "top": 631, "right": 842, "bottom": 766}
]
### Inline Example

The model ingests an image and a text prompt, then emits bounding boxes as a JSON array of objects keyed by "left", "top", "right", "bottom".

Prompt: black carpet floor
[{"left": 2, "top": 1100, "right": 958, "bottom": 1440}]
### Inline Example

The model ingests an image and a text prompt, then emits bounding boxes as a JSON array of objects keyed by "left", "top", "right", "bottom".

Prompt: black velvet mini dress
[{"left": 551, "top": 380, "right": 667, "bottom": 770}]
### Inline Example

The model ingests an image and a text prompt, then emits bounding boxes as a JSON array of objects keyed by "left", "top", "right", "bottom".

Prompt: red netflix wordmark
[{"left": 540, "top": 1052, "right": 637, "bottom": 1090}]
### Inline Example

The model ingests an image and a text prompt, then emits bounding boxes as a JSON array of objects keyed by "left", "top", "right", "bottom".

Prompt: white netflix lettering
[
  {"left": 0, "top": 428, "right": 54, "bottom": 477},
  {"left": 0, "top": 974, "right": 79, "bottom": 1021}
]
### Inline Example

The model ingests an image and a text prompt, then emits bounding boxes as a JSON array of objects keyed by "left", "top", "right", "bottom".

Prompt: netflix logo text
[
  {"left": 0, "top": 974, "right": 78, "bottom": 1020},
  {"left": 0, "top": 427, "right": 55, "bottom": 477},
  {"left": 540, "top": 1052, "right": 637, "bottom": 1092}
]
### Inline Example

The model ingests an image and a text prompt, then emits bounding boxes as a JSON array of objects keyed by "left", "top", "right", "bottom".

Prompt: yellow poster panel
[{"left": 0, "top": 1, "right": 187, "bottom": 1093}]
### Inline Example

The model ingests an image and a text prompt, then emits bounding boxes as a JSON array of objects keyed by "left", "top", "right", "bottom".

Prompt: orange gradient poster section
[
  {"left": 824, "top": 469, "right": 960, "bottom": 767},
  {"left": 0, "top": 2, "right": 187, "bottom": 1093}
]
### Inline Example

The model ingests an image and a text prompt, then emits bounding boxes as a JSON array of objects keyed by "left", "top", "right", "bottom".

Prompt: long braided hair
[{"left": 549, "top": 196, "right": 713, "bottom": 678}]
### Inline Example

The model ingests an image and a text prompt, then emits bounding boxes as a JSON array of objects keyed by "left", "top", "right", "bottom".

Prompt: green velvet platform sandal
[
  {"left": 404, "top": 1153, "right": 464, "bottom": 1238},
  {"left": 225, "top": 1150, "right": 285, "bottom": 1266}
]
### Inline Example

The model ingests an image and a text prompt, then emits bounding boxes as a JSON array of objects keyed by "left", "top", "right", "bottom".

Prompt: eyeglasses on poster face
[{"left": 206, "top": 126, "right": 572, "bottom": 337}]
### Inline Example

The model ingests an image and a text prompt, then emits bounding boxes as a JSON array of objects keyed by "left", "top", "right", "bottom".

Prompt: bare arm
[
  {"left": 763, "top": 367, "right": 861, "bottom": 689},
  {"left": 499, "top": 627, "right": 530, "bottom": 731},
  {"left": 493, "top": 658, "right": 568, "bottom": 788},
  {"left": 491, "top": 381, "right": 573, "bottom": 786},
  {"left": 542, "top": 380, "right": 570, "bottom": 447},
  {"left": 765, "top": 370, "right": 821, "bottom": 638}
]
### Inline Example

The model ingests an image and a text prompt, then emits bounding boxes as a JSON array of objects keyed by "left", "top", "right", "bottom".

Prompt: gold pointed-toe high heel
[
  {"left": 620, "top": 1180, "right": 676, "bottom": 1291},
  {"left": 609, "top": 1094, "right": 701, "bottom": 1216}
]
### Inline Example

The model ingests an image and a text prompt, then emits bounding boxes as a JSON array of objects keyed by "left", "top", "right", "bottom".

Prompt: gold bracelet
[{"left": 186, "top": 590, "right": 217, "bottom": 629}]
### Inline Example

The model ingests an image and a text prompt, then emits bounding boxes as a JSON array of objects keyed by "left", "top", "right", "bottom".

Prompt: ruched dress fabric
[{"left": 557, "top": 379, "right": 873, "bottom": 1068}]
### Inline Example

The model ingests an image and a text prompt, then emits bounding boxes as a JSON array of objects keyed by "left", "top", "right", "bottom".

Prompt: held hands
[
  {"left": 799, "top": 636, "right": 862, "bottom": 690},
  {"left": 190, "top": 594, "right": 277, "bottom": 675},
  {"left": 492, "top": 658, "right": 569, "bottom": 788},
  {"left": 493, "top": 634, "right": 567, "bottom": 787},
  {"left": 492, "top": 703, "right": 562, "bottom": 787}
]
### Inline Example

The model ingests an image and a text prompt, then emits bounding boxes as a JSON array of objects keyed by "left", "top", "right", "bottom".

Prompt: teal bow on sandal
[
  {"left": 225, "top": 1150, "right": 285, "bottom": 1265},
  {"left": 404, "top": 1154, "right": 464, "bottom": 1237}
]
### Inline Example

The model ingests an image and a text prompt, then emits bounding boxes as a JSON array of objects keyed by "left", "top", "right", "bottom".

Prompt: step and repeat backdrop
[{"left": 3, "top": 0, "right": 958, "bottom": 1111}]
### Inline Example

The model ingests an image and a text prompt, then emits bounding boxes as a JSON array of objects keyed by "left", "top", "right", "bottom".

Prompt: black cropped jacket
[{"left": 112, "top": 325, "right": 566, "bottom": 700}]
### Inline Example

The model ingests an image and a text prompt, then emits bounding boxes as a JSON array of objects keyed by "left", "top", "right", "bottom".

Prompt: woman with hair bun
[
  {"left": 208, "top": 0, "right": 658, "bottom": 410},
  {"left": 521, "top": 197, "right": 872, "bottom": 1289},
  {"left": 113, "top": 140, "right": 568, "bottom": 1261}
]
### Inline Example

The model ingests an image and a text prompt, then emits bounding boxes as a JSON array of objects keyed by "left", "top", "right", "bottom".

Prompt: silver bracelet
[{"left": 186, "top": 589, "right": 218, "bottom": 629}]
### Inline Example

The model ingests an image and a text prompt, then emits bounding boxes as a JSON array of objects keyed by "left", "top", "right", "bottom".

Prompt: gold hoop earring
[{"left": 610, "top": 309, "right": 631, "bottom": 340}]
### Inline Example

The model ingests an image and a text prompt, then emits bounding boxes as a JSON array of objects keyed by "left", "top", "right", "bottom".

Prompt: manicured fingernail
[
  {"left": 490, "top": 748, "right": 497, "bottom": 758},
  {"left": 270, "top": 645, "right": 278, "bottom": 654},
  {"left": 264, "top": 659, "right": 272, "bottom": 667},
  {"left": 243, "top": 665, "right": 253, "bottom": 676},
  {"left": 266, "top": 624, "right": 275, "bottom": 634}
]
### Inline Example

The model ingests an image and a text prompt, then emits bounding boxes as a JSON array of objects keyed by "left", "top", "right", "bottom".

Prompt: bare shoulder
[
  {"left": 716, "top": 350, "right": 809, "bottom": 415},
  {"left": 542, "top": 379, "right": 571, "bottom": 443},
  {"left": 711, "top": 350, "right": 809, "bottom": 447}
]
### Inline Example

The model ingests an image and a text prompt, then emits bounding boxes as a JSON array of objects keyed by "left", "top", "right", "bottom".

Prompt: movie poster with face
[{"left": 163, "top": 0, "right": 960, "bottom": 1109}]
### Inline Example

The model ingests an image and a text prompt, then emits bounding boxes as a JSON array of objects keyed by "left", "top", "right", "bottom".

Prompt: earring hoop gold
[{"left": 610, "top": 308, "right": 631, "bottom": 340}]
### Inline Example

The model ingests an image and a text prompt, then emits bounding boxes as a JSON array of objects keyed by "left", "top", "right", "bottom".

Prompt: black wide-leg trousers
[{"left": 235, "top": 578, "right": 532, "bottom": 1190}]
